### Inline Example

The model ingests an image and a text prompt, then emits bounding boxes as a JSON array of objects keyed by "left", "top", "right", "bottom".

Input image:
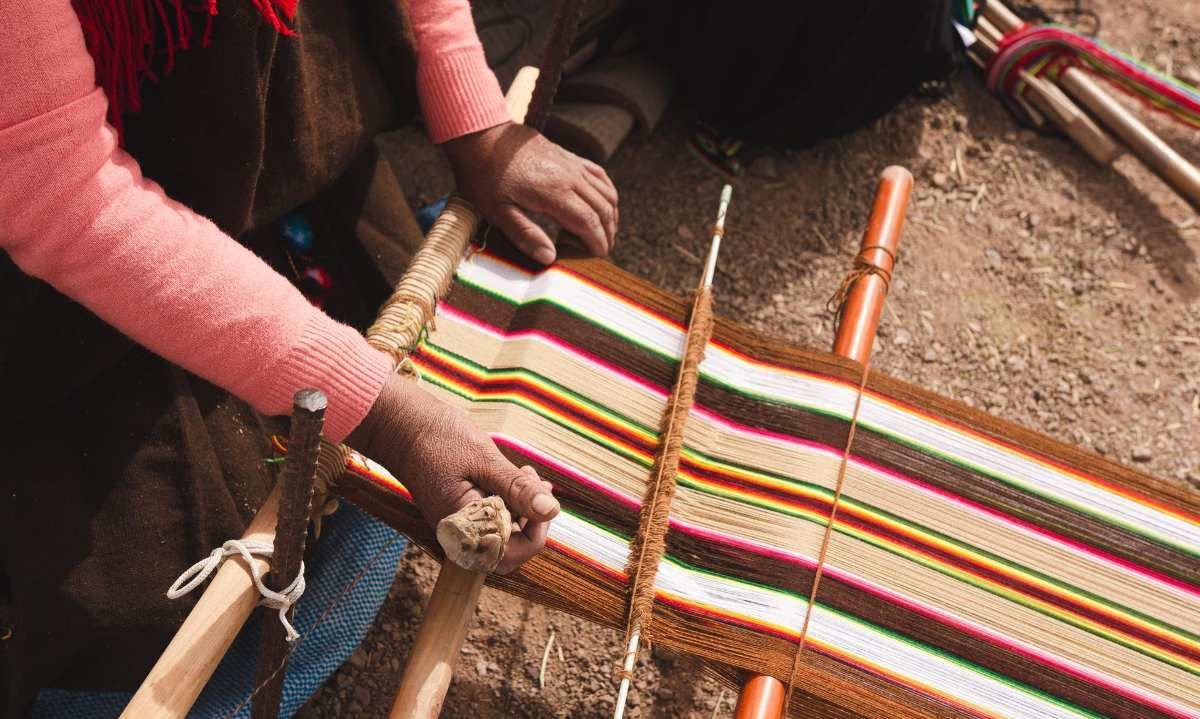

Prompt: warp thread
[
  {"left": 986, "top": 24, "right": 1200, "bottom": 129},
  {"left": 783, "top": 357, "right": 871, "bottom": 715},
  {"left": 167, "top": 539, "right": 306, "bottom": 641},
  {"left": 786, "top": 248, "right": 892, "bottom": 714},
  {"left": 622, "top": 286, "right": 715, "bottom": 651}
]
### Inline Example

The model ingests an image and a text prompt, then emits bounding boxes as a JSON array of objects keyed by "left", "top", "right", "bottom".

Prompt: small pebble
[
  {"left": 1132, "top": 447, "right": 1154, "bottom": 463},
  {"left": 932, "top": 172, "right": 951, "bottom": 190},
  {"left": 352, "top": 685, "right": 372, "bottom": 707},
  {"left": 676, "top": 224, "right": 694, "bottom": 240}
]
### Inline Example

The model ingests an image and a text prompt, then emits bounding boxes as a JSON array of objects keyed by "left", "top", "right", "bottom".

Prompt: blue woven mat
[{"left": 31, "top": 502, "right": 405, "bottom": 718}]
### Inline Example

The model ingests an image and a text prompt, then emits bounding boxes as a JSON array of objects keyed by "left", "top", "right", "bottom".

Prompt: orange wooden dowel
[{"left": 732, "top": 166, "right": 911, "bottom": 719}]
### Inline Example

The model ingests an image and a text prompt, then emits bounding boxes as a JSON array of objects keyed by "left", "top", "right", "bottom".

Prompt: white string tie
[{"left": 166, "top": 539, "right": 306, "bottom": 641}]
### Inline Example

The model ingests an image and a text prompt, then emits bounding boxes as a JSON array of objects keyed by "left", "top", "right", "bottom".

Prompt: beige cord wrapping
[{"left": 365, "top": 195, "right": 481, "bottom": 368}]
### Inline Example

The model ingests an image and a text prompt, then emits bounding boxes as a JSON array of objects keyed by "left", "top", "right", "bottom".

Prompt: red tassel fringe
[{"left": 71, "top": 0, "right": 299, "bottom": 141}]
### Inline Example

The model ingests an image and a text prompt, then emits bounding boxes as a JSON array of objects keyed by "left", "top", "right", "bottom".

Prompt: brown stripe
[{"left": 442, "top": 278, "right": 1197, "bottom": 582}]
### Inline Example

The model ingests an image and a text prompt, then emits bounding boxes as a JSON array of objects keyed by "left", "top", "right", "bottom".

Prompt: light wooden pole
[
  {"left": 386, "top": 67, "right": 539, "bottom": 719},
  {"left": 981, "top": 0, "right": 1200, "bottom": 210},
  {"left": 1056, "top": 67, "right": 1200, "bottom": 210},
  {"left": 121, "top": 491, "right": 282, "bottom": 718},
  {"left": 732, "top": 166, "right": 912, "bottom": 719}
]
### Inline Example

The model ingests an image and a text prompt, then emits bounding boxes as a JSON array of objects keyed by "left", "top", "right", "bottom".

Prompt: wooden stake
[
  {"left": 1057, "top": 66, "right": 1200, "bottom": 210},
  {"left": 733, "top": 166, "right": 911, "bottom": 719},
  {"left": 251, "top": 389, "right": 328, "bottom": 719}
]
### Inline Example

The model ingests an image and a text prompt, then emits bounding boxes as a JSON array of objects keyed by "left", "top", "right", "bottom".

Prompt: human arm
[{"left": 0, "top": 0, "right": 555, "bottom": 568}]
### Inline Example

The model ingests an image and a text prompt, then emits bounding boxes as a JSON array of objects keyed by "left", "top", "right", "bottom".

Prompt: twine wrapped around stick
[{"left": 366, "top": 195, "right": 481, "bottom": 367}]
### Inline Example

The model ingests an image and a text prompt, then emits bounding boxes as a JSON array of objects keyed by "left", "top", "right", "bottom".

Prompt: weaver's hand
[
  {"left": 347, "top": 373, "right": 559, "bottom": 573},
  {"left": 443, "top": 121, "right": 618, "bottom": 265}
]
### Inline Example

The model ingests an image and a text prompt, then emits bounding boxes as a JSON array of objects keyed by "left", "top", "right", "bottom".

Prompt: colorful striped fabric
[{"left": 336, "top": 251, "right": 1200, "bottom": 718}]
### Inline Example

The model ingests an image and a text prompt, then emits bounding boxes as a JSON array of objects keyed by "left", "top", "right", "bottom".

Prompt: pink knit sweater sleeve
[
  {"left": 0, "top": 0, "right": 392, "bottom": 442},
  {"left": 408, "top": 0, "right": 511, "bottom": 143}
]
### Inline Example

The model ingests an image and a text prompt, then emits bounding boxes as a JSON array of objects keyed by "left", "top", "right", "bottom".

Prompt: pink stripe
[
  {"left": 435, "top": 304, "right": 1199, "bottom": 600},
  {"left": 491, "top": 434, "right": 1192, "bottom": 715}
]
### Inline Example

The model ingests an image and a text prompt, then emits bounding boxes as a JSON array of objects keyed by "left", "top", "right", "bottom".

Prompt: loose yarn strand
[{"left": 783, "top": 358, "right": 871, "bottom": 716}]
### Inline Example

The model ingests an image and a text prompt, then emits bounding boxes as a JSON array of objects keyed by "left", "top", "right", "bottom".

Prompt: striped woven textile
[{"left": 337, "top": 251, "right": 1200, "bottom": 719}]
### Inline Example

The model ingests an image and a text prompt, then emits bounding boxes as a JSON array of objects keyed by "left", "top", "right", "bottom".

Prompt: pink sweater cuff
[
  {"left": 261, "top": 315, "right": 394, "bottom": 443},
  {"left": 417, "top": 46, "right": 511, "bottom": 143}
]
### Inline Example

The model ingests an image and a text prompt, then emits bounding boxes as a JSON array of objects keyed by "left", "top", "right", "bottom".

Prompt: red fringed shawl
[{"left": 70, "top": 0, "right": 299, "bottom": 137}]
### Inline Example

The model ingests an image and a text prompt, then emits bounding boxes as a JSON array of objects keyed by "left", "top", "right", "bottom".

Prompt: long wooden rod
[
  {"left": 387, "top": 67, "right": 540, "bottom": 719},
  {"left": 121, "top": 492, "right": 281, "bottom": 717},
  {"left": 1057, "top": 66, "right": 1200, "bottom": 210},
  {"left": 732, "top": 166, "right": 912, "bottom": 719}
]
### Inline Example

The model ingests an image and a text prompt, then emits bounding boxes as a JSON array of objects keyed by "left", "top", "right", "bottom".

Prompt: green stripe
[
  {"left": 418, "top": 344, "right": 1200, "bottom": 665},
  {"left": 454, "top": 272, "right": 1200, "bottom": 558}
]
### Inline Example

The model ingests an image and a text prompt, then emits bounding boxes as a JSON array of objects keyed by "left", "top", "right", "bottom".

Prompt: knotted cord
[{"left": 167, "top": 539, "right": 306, "bottom": 641}]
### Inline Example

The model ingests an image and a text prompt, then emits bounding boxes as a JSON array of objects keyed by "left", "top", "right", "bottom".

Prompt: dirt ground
[{"left": 305, "top": 2, "right": 1200, "bottom": 716}]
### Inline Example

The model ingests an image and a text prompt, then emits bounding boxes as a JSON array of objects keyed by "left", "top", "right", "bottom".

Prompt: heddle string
[{"left": 622, "top": 286, "right": 715, "bottom": 648}]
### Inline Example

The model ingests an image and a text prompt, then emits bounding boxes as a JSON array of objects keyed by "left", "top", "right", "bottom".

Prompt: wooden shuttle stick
[
  {"left": 387, "top": 67, "right": 539, "bottom": 719},
  {"left": 614, "top": 185, "right": 732, "bottom": 719},
  {"left": 732, "top": 166, "right": 912, "bottom": 719}
]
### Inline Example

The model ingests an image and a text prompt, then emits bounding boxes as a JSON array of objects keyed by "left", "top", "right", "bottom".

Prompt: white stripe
[
  {"left": 455, "top": 256, "right": 1200, "bottom": 555},
  {"left": 548, "top": 509, "right": 1098, "bottom": 719}
]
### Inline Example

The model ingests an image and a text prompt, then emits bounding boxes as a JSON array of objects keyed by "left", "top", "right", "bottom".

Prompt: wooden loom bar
[
  {"left": 387, "top": 66, "right": 540, "bottom": 719},
  {"left": 252, "top": 390, "right": 328, "bottom": 719},
  {"left": 122, "top": 493, "right": 281, "bottom": 717},
  {"left": 831, "top": 166, "right": 912, "bottom": 362},
  {"left": 733, "top": 166, "right": 913, "bottom": 719}
]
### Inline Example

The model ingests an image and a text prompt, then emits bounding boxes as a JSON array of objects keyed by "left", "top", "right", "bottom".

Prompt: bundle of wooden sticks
[{"left": 964, "top": 0, "right": 1200, "bottom": 211}]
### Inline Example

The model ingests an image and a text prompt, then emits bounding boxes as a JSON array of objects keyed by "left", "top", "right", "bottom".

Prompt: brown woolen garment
[{"left": 0, "top": 3, "right": 424, "bottom": 713}]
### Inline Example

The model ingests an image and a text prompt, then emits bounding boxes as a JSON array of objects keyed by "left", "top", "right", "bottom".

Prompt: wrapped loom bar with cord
[
  {"left": 733, "top": 166, "right": 912, "bottom": 719},
  {"left": 325, "top": 190, "right": 1200, "bottom": 716},
  {"left": 968, "top": 0, "right": 1200, "bottom": 210}
]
